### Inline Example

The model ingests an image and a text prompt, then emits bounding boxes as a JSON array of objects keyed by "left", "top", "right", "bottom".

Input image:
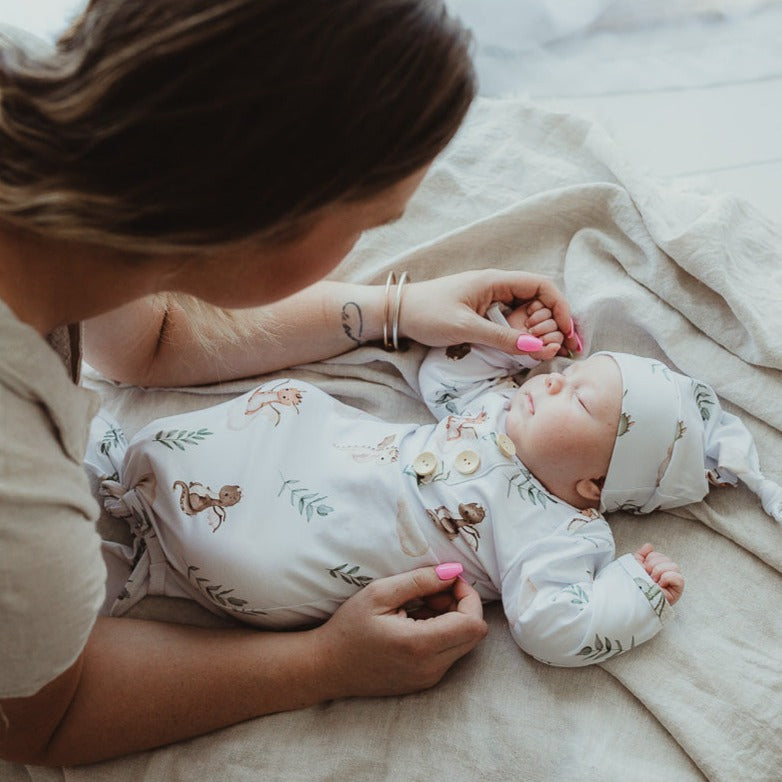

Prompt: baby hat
[{"left": 597, "top": 351, "right": 782, "bottom": 522}]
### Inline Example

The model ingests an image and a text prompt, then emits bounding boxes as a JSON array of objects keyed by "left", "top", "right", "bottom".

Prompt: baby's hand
[
  {"left": 634, "top": 543, "right": 685, "bottom": 606},
  {"left": 506, "top": 300, "right": 565, "bottom": 360}
]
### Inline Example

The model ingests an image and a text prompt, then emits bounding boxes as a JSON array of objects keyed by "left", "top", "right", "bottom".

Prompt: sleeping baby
[{"left": 89, "top": 302, "right": 782, "bottom": 667}]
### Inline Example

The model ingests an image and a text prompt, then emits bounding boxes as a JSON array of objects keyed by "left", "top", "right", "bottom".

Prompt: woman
[{"left": 0, "top": 0, "right": 575, "bottom": 766}]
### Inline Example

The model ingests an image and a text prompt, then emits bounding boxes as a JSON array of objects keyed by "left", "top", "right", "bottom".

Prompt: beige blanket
[{"left": 11, "top": 97, "right": 782, "bottom": 782}]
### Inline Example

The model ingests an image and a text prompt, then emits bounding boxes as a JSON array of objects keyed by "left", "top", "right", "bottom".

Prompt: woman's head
[{"left": 0, "top": 0, "right": 475, "bottom": 253}]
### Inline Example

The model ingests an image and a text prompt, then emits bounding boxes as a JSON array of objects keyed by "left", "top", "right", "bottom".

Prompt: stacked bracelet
[{"left": 382, "top": 270, "right": 410, "bottom": 351}]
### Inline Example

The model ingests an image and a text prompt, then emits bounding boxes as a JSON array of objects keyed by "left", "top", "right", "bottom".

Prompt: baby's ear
[{"left": 575, "top": 478, "right": 603, "bottom": 505}]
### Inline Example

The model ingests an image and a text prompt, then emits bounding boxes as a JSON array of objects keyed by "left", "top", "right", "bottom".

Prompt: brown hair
[{"left": 0, "top": 0, "right": 475, "bottom": 253}]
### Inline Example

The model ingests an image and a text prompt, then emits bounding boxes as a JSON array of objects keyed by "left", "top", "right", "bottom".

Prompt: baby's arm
[
  {"left": 419, "top": 300, "right": 567, "bottom": 421},
  {"left": 501, "top": 516, "right": 673, "bottom": 667},
  {"left": 634, "top": 543, "right": 685, "bottom": 606}
]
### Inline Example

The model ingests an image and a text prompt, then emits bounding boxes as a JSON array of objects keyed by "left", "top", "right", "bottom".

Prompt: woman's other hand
[{"left": 312, "top": 566, "right": 488, "bottom": 698}]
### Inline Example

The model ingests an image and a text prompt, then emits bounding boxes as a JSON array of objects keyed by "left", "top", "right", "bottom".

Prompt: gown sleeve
[
  {"left": 500, "top": 513, "right": 671, "bottom": 666},
  {"left": 418, "top": 341, "right": 539, "bottom": 421}
]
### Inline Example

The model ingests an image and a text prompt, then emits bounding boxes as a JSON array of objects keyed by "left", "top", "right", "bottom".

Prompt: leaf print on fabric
[
  {"left": 578, "top": 634, "right": 635, "bottom": 662},
  {"left": 616, "top": 412, "right": 634, "bottom": 437},
  {"left": 650, "top": 362, "right": 672, "bottom": 381},
  {"left": 99, "top": 426, "right": 127, "bottom": 455},
  {"left": 566, "top": 516, "right": 603, "bottom": 548},
  {"left": 562, "top": 584, "right": 589, "bottom": 606},
  {"left": 278, "top": 475, "right": 333, "bottom": 521},
  {"left": 655, "top": 420, "right": 688, "bottom": 485},
  {"left": 186, "top": 565, "right": 267, "bottom": 617},
  {"left": 403, "top": 463, "right": 450, "bottom": 486},
  {"left": 506, "top": 467, "right": 558, "bottom": 508},
  {"left": 328, "top": 563, "right": 374, "bottom": 588},
  {"left": 154, "top": 428, "right": 212, "bottom": 450},
  {"left": 693, "top": 381, "right": 716, "bottom": 422},
  {"left": 430, "top": 382, "right": 461, "bottom": 414},
  {"left": 634, "top": 577, "right": 667, "bottom": 618}
]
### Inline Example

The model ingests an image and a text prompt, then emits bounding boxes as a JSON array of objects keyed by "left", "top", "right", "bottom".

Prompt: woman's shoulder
[
  {"left": 0, "top": 484, "right": 105, "bottom": 697},
  {"left": 0, "top": 383, "right": 105, "bottom": 699}
]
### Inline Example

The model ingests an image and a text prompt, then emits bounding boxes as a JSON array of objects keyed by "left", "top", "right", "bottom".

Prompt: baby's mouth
[{"left": 525, "top": 391, "right": 534, "bottom": 415}]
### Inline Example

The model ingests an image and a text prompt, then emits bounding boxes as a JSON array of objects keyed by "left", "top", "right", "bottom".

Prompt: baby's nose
[{"left": 545, "top": 373, "right": 565, "bottom": 394}]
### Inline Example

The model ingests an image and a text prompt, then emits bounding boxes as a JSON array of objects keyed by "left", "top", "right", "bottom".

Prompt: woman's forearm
[
  {"left": 84, "top": 270, "right": 578, "bottom": 389},
  {"left": 84, "top": 280, "right": 387, "bottom": 387},
  {"left": 4, "top": 565, "right": 487, "bottom": 767},
  {"left": 1, "top": 567, "right": 486, "bottom": 766},
  {"left": 12, "top": 616, "right": 334, "bottom": 767}
]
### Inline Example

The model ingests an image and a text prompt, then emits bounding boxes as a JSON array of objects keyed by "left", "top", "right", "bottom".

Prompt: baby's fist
[
  {"left": 634, "top": 543, "right": 685, "bottom": 606},
  {"left": 507, "top": 300, "right": 564, "bottom": 360}
]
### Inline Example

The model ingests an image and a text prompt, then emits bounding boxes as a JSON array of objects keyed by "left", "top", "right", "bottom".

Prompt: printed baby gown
[{"left": 88, "top": 342, "right": 670, "bottom": 666}]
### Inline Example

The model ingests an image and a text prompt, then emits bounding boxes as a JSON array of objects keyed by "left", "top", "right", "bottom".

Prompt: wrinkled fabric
[{"left": 9, "top": 96, "right": 779, "bottom": 782}]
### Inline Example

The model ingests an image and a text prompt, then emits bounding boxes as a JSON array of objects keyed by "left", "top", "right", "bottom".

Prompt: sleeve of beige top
[{"left": 0, "top": 386, "right": 106, "bottom": 699}]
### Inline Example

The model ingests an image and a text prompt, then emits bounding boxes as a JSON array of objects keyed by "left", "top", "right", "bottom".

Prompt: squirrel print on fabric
[
  {"left": 334, "top": 434, "right": 399, "bottom": 464},
  {"left": 244, "top": 385, "right": 304, "bottom": 426},
  {"left": 173, "top": 480, "right": 242, "bottom": 532},
  {"left": 427, "top": 502, "right": 486, "bottom": 550}
]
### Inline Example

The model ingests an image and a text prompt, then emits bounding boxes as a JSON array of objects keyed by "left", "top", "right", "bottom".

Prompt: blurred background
[{"left": 3, "top": 0, "right": 780, "bottom": 224}]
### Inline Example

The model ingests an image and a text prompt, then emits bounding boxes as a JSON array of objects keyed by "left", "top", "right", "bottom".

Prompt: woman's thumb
[{"left": 369, "top": 566, "right": 462, "bottom": 612}]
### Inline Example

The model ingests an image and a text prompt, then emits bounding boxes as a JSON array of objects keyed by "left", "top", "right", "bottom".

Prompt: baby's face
[{"left": 505, "top": 355, "right": 622, "bottom": 505}]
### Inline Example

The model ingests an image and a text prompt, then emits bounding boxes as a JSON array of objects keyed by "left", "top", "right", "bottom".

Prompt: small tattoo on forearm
[{"left": 341, "top": 301, "right": 364, "bottom": 345}]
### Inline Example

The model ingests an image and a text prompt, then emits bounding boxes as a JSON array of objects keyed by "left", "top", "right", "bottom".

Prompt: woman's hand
[
  {"left": 311, "top": 566, "right": 488, "bottom": 698},
  {"left": 399, "top": 269, "right": 579, "bottom": 357}
]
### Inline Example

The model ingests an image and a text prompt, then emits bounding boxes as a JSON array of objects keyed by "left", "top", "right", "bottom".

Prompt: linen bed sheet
[{"left": 7, "top": 95, "right": 779, "bottom": 782}]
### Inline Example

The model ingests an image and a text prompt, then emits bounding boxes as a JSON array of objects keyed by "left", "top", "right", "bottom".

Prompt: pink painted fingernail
[
  {"left": 435, "top": 562, "right": 464, "bottom": 580},
  {"left": 568, "top": 318, "right": 584, "bottom": 353},
  {"left": 516, "top": 334, "right": 544, "bottom": 353}
]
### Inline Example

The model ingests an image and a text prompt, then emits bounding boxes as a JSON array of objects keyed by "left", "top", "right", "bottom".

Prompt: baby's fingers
[
  {"left": 634, "top": 543, "right": 655, "bottom": 563},
  {"left": 537, "top": 344, "right": 562, "bottom": 361},
  {"left": 525, "top": 303, "right": 553, "bottom": 327},
  {"left": 528, "top": 317, "right": 560, "bottom": 340},
  {"left": 650, "top": 556, "right": 680, "bottom": 582},
  {"left": 658, "top": 570, "right": 685, "bottom": 605}
]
